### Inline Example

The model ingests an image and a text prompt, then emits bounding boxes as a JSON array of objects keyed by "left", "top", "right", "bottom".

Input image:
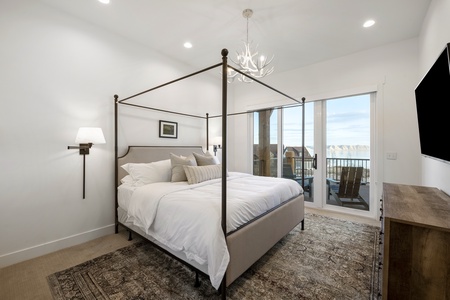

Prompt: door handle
[{"left": 313, "top": 154, "right": 318, "bottom": 170}]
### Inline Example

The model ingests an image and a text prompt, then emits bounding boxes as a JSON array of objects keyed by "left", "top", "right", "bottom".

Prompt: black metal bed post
[
  {"left": 114, "top": 94, "right": 119, "bottom": 234},
  {"left": 301, "top": 97, "right": 306, "bottom": 231},
  {"left": 301, "top": 97, "right": 305, "bottom": 188},
  {"left": 220, "top": 49, "right": 228, "bottom": 299},
  {"left": 206, "top": 113, "right": 209, "bottom": 152},
  {"left": 118, "top": 63, "right": 222, "bottom": 103}
]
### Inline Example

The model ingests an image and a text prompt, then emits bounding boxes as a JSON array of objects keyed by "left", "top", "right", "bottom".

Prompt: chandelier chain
[{"left": 246, "top": 16, "right": 249, "bottom": 44}]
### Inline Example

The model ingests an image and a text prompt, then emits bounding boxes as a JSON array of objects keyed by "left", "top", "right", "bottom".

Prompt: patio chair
[
  {"left": 283, "top": 164, "right": 312, "bottom": 197},
  {"left": 328, "top": 166, "right": 368, "bottom": 209}
]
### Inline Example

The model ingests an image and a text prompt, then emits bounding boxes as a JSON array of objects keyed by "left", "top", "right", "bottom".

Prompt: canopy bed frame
[{"left": 114, "top": 49, "right": 306, "bottom": 298}]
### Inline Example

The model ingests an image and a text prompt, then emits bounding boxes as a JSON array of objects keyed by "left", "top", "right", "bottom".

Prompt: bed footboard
[{"left": 226, "top": 194, "right": 304, "bottom": 286}]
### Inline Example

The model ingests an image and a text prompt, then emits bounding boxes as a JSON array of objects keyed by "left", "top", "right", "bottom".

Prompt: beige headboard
[{"left": 117, "top": 146, "right": 204, "bottom": 184}]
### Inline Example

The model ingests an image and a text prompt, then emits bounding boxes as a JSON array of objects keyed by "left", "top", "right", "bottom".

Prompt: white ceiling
[{"left": 39, "top": 0, "right": 431, "bottom": 74}]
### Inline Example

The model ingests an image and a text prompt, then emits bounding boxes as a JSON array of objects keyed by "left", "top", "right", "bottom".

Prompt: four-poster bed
[{"left": 114, "top": 49, "right": 306, "bottom": 297}]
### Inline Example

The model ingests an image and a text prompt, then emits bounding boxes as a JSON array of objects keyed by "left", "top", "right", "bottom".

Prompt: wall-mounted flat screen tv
[{"left": 414, "top": 43, "right": 450, "bottom": 164}]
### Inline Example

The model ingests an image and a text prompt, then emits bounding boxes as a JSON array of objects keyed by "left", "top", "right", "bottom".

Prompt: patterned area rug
[{"left": 47, "top": 213, "right": 380, "bottom": 299}]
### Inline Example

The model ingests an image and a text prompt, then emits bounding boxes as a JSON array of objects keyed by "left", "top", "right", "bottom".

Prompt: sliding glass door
[
  {"left": 281, "top": 104, "right": 315, "bottom": 202},
  {"left": 252, "top": 104, "right": 315, "bottom": 201},
  {"left": 324, "top": 94, "right": 371, "bottom": 211},
  {"left": 252, "top": 93, "right": 373, "bottom": 215}
]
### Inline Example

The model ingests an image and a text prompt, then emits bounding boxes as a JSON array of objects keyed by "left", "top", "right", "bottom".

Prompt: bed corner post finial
[{"left": 221, "top": 48, "right": 229, "bottom": 57}]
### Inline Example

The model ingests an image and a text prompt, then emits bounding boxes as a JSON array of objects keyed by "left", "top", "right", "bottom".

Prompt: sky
[
  {"left": 325, "top": 94, "right": 370, "bottom": 146},
  {"left": 255, "top": 94, "right": 370, "bottom": 148}
]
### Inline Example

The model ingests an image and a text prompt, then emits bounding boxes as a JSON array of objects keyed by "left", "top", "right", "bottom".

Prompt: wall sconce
[
  {"left": 212, "top": 136, "right": 222, "bottom": 156},
  {"left": 68, "top": 127, "right": 106, "bottom": 199}
]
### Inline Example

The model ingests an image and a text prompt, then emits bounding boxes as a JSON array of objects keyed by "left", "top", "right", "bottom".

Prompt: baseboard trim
[{"left": 0, "top": 224, "right": 115, "bottom": 269}]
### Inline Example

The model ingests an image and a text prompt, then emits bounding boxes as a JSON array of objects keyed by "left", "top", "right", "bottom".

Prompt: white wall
[
  {"left": 228, "top": 38, "right": 423, "bottom": 205},
  {"left": 418, "top": 0, "right": 450, "bottom": 195},
  {"left": 0, "top": 0, "right": 220, "bottom": 267}
]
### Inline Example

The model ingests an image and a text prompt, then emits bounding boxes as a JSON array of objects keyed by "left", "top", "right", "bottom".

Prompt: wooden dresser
[{"left": 380, "top": 183, "right": 450, "bottom": 300}]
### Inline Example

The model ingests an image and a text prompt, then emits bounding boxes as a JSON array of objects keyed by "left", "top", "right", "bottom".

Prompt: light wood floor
[{"left": 0, "top": 208, "right": 379, "bottom": 300}]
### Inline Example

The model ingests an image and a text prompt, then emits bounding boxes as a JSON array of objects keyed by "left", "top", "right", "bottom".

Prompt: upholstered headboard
[{"left": 117, "top": 146, "right": 203, "bottom": 184}]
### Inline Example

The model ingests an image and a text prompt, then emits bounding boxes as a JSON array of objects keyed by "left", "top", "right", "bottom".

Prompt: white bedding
[{"left": 119, "top": 172, "right": 303, "bottom": 289}]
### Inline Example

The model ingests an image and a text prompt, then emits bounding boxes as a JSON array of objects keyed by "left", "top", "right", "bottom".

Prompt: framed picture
[{"left": 159, "top": 120, "right": 178, "bottom": 138}]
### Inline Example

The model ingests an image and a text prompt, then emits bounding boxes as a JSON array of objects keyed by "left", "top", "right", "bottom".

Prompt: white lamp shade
[
  {"left": 75, "top": 127, "right": 106, "bottom": 144},
  {"left": 212, "top": 136, "right": 222, "bottom": 145}
]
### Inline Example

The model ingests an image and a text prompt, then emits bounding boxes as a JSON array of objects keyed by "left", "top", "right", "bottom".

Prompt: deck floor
[{"left": 303, "top": 183, "right": 370, "bottom": 211}]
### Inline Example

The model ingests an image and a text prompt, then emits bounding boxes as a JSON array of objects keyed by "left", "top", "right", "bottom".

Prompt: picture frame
[{"left": 159, "top": 120, "right": 178, "bottom": 138}]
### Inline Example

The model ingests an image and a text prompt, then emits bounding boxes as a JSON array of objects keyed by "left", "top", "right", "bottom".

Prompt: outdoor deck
[{"left": 254, "top": 157, "right": 371, "bottom": 211}]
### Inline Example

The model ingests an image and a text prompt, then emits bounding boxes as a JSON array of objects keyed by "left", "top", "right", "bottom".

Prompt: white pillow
[
  {"left": 120, "top": 175, "right": 146, "bottom": 187},
  {"left": 183, "top": 164, "right": 223, "bottom": 184},
  {"left": 121, "top": 159, "right": 172, "bottom": 185},
  {"left": 170, "top": 153, "right": 197, "bottom": 182},
  {"left": 121, "top": 163, "right": 131, "bottom": 174},
  {"left": 120, "top": 175, "right": 134, "bottom": 184},
  {"left": 193, "top": 152, "right": 220, "bottom": 166}
]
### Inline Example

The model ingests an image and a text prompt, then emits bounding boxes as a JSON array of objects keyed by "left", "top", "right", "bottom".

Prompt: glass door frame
[
  {"left": 248, "top": 90, "right": 378, "bottom": 220},
  {"left": 307, "top": 92, "right": 377, "bottom": 219}
]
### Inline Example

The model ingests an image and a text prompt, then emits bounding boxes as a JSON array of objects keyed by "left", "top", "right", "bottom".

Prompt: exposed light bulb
[
  {"left": 184, "top": 42, "right": 193, "bottom": 49},
  {"left": 98, "top": 0, "right": 110, "bottom": 4}
]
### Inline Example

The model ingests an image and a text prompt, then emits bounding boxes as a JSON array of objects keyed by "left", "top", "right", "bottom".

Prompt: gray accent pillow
[
  {"left": 183, "top": 164, "right": 222, "bottom": 184},
  {"left": 170, "top": 153, "right": 197, "bottom": 182},
  {"left": 193, "top": 152, "right": 219, "bottom": 166}
]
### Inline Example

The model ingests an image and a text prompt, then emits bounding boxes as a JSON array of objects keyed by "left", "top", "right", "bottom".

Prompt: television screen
[{"left": 414, "top": 43, "right": 450, "bottom": 163}]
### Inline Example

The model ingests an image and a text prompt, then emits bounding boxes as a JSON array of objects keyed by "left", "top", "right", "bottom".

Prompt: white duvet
[{"left": 124, "top": 172, "right": 303, "bottom": 289}]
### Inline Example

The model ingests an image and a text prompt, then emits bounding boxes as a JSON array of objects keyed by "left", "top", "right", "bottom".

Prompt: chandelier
[{"left": 228, "top": 9, "right": 274, "bottom": 83}]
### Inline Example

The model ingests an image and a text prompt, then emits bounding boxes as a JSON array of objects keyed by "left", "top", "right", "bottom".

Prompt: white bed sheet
[
  {"left": 118, "top": 184, "right": 135, "bottom": 210},
  {"left": 119, "top": 172, "right": 303, "bottom": 289}
]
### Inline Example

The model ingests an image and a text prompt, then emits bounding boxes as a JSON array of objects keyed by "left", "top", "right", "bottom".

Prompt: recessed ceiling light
[
  {"left": 363, "top": 19, "right": 375, "bottom": 28},
  {"left": 184, "top": 42, "right": 193, "bottom": 49},
  {"left": 98, "top": 0, "right": 110, "bottom": 4}
]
